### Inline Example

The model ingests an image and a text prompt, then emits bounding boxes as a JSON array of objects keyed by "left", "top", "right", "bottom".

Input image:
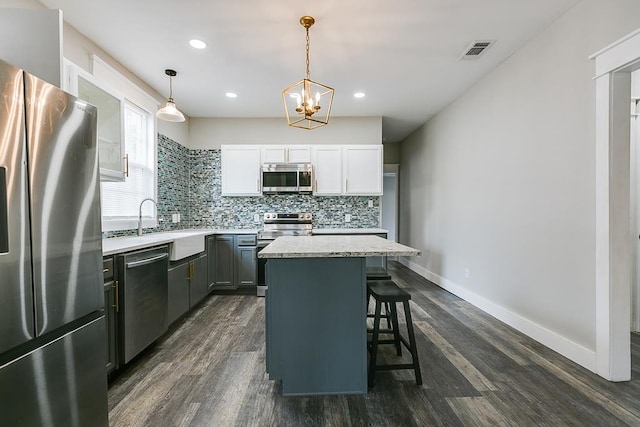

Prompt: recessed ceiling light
[
  {"left": 189, "top": 39, "right": 207, "bottom": 49},
  {"left": 354, "top": 92, "right": 366, "bottom": 98},
  {"left": 226, "top": 92, "right": 238, "bottom": 98}
]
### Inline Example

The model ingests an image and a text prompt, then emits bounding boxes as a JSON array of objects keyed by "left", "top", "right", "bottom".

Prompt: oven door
[{"left": 256, "top": 240, "right": 271, "bottom": 296}]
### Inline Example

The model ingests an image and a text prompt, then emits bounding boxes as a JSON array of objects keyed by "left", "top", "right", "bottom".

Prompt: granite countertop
[
  {"left": 312, "top": 228, "right": 388, "bottom": 235},
  {"left": 258, "top": 235, "right": 420, "bottom": 259},
  {"left": 102, "top": 228, "right": 259, "bottom": 256}
]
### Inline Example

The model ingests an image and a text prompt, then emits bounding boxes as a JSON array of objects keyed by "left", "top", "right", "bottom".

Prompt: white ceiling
[{"left": 40, "top": 0, "right": 579, "bottom": 142}]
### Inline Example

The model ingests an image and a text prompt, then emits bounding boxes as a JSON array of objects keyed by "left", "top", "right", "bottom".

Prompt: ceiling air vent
[{"left": 458, "top": 40, "right": 495, "bottom": 60}]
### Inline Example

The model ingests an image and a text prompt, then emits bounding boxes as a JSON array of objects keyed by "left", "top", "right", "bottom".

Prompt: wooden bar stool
[{"left": 367, "top": 279, "right": 422, "bottom": 387}]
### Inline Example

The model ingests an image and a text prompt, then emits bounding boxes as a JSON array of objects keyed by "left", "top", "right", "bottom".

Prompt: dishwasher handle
[{"left": 126, "top": 253, "right": 168, "bottom": 268}]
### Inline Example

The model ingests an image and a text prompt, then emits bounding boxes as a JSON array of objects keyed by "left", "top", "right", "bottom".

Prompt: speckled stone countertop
[
  {"left": 258, "top": 235, "right": 420, "bottom": 259},
  {"left": 312, "top": 228, "right": 388, "bottom": 235},
  {"left": 102, "top": 228, "right": 259, "bottom": 256}
]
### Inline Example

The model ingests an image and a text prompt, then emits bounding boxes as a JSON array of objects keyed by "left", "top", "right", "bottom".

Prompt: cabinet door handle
[
  {"left": 345, "top": 179, "right": 348, "bottom": 192},
  {"left": 113, "top": 280, "right": 119, "bottom": 312},
  {"left": 103, "top": 268, "right": 109, "bottom": 273},
  {"left": 257, "top": 179, "right": 260, "bottom": 192},
  {"left": 124, "top": 153, "right": 129, "bottom": 178}
]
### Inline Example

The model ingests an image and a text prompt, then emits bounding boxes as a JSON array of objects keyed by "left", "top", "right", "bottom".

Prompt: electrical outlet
[
  {"left": 172, "top": 214, "right": 178, "bottom": 223},
  {"left": 345, "top": 214, "right": 351, "bottom": 223},
  {"left": 177, "top": 213, "right": 181, "bottom": 223},
  {"left": 464, "top": 268, "right": 470, "bottom": 279},
  {"left": 254, "top": 213, "right": 260, "bottom": 222},
  {"left": 368, "top": 200, "right": 374, "bottom": 208}
]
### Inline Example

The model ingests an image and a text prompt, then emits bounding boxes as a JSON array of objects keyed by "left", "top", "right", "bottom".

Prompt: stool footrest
[{"left": 374, "top": 364, "right": 419, "bottom": 372}]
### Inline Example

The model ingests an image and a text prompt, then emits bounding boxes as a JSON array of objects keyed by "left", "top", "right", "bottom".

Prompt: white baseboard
[{"left": 398, "top": 257, "right": 597, "bottom": 373}]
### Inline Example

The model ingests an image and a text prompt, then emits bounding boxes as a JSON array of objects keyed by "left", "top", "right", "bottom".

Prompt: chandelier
[{"left": 282, "top": 16, "right": 334, "bottom": 130}]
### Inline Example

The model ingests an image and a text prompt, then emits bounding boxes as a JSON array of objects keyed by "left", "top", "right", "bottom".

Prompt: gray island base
[{"left": 259, "top": 236, "right": 421, "bottom": 396}]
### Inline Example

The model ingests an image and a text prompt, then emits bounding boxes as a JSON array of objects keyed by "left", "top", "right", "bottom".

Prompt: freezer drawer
[{"left": 0, "top": 316, "right": 108, "bottom": 426}]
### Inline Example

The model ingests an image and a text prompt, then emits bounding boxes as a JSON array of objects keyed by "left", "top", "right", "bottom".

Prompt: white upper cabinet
[
  {"left": 221, "top": 145, "right": 262, "bottom": 196},
  {"left": 261, "top": 145, "right": 311, "bottom": 164},
  {"left": 343, "top": 145, "right": 383, "bottom": 195},
  {"left": 64, "top": 60, "right": 126, "bottom": 182},
  {"left": 311, "top": 146, "right": 343, "bottom": 195}
]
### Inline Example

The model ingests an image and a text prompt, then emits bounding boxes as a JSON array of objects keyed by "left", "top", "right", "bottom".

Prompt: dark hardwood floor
[{"left": 108, "top": 262, "right": 640, "bottom": 426}]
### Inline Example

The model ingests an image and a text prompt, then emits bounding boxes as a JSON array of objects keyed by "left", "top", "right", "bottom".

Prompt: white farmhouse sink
[{"left": 167, "top": 232, "right": 205, "bottom": 261}]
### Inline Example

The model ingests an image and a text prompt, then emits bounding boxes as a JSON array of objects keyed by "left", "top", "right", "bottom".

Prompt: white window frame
[{"left": 101, "top": 100, "right": 158, "bottom": 232}]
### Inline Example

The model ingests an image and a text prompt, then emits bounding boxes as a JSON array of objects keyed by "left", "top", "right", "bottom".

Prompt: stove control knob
[{"left": 304, "top": 213, "right": 311, "bottom": 220}]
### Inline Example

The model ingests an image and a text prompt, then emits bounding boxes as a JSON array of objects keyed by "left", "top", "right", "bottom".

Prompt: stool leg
[
  {"left": 403, "top": 300, "right": 422, "bottom": 386},
  {"left": 389, "top": 302, "right": 402, "bottom": 356},
  {"left": 368, "top": 300, "right": 382, "bottom": 387},
  {"left": 385, "top": 302, "right": 393, "bottom": 329}
]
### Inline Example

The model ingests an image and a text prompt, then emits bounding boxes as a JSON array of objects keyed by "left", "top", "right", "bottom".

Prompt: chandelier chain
[{"left": 305, "top": 27, "right": 310, "bottom": 80}]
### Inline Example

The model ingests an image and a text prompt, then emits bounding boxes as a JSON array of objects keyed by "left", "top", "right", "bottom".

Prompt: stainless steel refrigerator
[{"left": 0, "top": 59, "right": 108, "bottom": 425}]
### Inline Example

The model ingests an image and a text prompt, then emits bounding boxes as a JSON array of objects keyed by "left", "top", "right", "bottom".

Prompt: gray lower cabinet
[
  {"left": 209, "top": 234, "right": 257, "bottom": 290},
  {"left": 213, "top": 234, "right": 236, "bottom": 289},
  {"left": 168, "top": 262, "right": 190, "bottom": 326},
  {"left": 189, "top": 253, "right": 208, "bottom": 306},
  {"left": 236, "top": 246, "right": 256, "bottom": 287},
  {"left": 103, "top": 256, "right": 117, "bottom": 375},
  {"left": 168, "top": 253, "right": 209, "bottom": 326},
  {"left": 206, "top": 235, "right": 216, "bottom": 292}
]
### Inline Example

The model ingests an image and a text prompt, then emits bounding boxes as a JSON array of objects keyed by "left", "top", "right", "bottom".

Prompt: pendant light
[
  {"left": 282, "top": 16, "right": 334, "bottom": 130},
  {"left": 156, "top": 69, "right": 186, "bottom": 123}
]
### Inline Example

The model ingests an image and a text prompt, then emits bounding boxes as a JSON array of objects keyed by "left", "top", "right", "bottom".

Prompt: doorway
[
  {"left": 631, "top": 69, "right": 640, "bottom": 334},
  {"left": 592, "top": 28, "right": 640, "bottom": 381},
  {"left": 382, "top": 164, "right": 399, "bottom": 243}
]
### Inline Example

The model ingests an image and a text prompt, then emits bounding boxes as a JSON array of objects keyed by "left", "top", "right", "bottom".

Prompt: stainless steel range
[{"left": 256, "top": 212, "right": 313, "bottom": 296}]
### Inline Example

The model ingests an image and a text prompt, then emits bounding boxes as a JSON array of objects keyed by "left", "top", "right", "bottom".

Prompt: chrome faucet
[{"left": 137, "top": 198, "right": 157, "bottom": 236}]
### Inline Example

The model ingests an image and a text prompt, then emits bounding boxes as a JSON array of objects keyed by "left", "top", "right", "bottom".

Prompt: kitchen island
[{"left": 258, "top": 235, "right": 420, "bottom": 396}]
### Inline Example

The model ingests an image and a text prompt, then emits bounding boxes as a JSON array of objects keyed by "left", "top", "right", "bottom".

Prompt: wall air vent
[{"left": 458, "top": 40, "right": 495, "bottom": 60}]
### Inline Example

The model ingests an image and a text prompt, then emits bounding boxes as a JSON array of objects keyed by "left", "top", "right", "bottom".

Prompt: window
[
  {"left": 84, "top": 55, "right": 159, "bottom": 233},
  {"left": 101, "top": 101, "right": 156, "bottom": 231}
]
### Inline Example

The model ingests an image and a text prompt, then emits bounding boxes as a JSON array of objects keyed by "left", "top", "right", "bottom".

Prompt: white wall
[
  {"left": 399, "top": 0, "right": 640, "bottom": 370},
  {"left": 0, "top": 8, "right": 62, "bottom": 85},
  {"left": 188, "top": 117, "right": 381, "bottom": 149}
]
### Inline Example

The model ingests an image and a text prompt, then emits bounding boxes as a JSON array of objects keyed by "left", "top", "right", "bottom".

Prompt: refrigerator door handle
[
  {"left": 0, "top": 167, "right": 8, "bottom": 254},
  {"left": 125, "top": 253, "right": 168, "bottom": 268}
]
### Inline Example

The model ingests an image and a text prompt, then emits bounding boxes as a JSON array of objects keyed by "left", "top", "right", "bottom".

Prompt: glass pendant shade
[
  {"left": 156, "top": 69, "right": 186, "bottom": 123},
  {"left": 156, "top": 99, "right": 185, "bottom": 122}
]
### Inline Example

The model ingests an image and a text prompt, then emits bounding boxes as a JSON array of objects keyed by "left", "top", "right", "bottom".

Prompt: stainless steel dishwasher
[{"left": 116, "top": 245, "right": 169, "bottom": 364}]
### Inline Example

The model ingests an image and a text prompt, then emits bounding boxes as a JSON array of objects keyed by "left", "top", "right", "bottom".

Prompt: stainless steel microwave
[{"left": 262, "top": 163, "right": 313, "bottom": 194}]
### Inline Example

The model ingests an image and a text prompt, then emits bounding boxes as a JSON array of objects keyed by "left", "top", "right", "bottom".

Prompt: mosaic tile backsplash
[{"left": 103, "top": 134, "right": 380, "bottom": 238}]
